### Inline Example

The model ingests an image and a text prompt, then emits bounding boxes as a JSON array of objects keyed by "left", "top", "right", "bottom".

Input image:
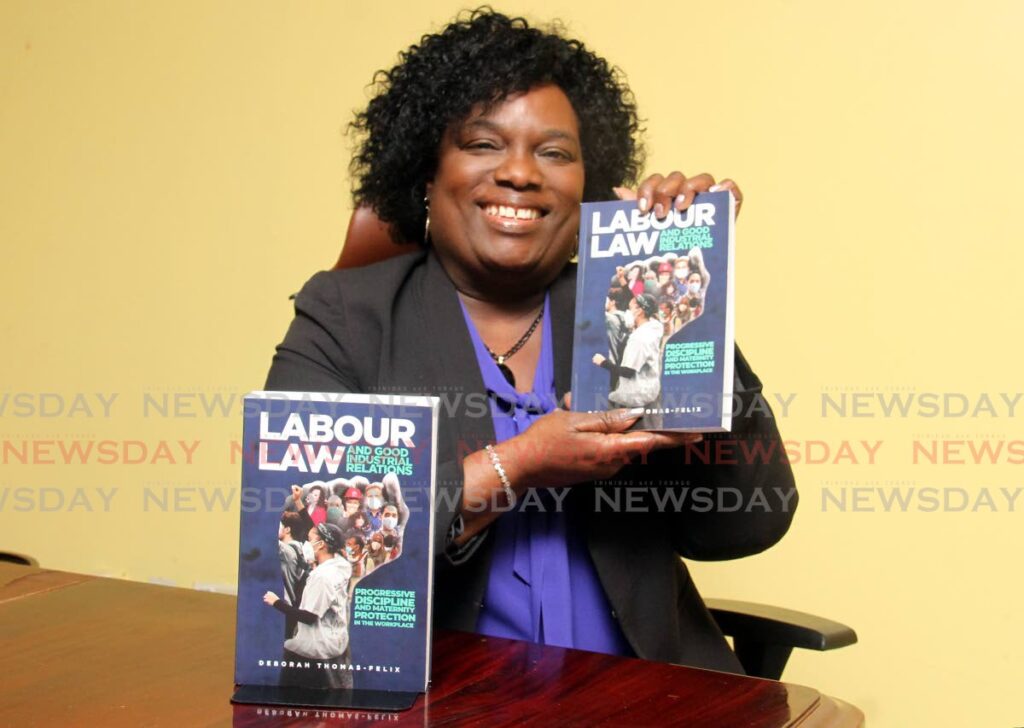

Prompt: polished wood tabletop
[{"left": 0, "top": 563, "right": 863, "bottom": 727}]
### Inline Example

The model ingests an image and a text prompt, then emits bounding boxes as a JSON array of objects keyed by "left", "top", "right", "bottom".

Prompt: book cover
[
  {"left": 232, "top": 391, "right": 438, "bottom": 708},
  {"left": 570, "top": 191, "right": 735, "bottom": 431}
]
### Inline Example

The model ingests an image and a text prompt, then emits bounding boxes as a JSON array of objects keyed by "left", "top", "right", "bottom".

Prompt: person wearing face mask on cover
[
  {"left": 675, "top": 248, "right": 709, "bottom": 318},
  {"left": 593, "top": 294, "right": 664, "bottom": 413},
  {"left": 362, "top": 483, "right": 386, "bottom": 531},
  {"left": 678, "top": 271, "right": 705, "bottom": 320},
  {"left": 672, "top": 256, "right": 691, "bottom": 287},
  {"left": 366, "top": 532, "right": 389, "bottom": 573},
  {"left": 265, "top": 10, "right": 797, "bottom": 673},
  {"left": 380, "top": 504, "right": 403, "bottom": 560},
  {"left": 326, "top": 495, "right": 345, "bottom": 526},
  {"left": 343, "top": 531, "right": 368, "bottom": 580},
  {"left": 380, "top": 505, "right": 401, "bottom": 534},
  {"left": 263, "top": 523, "right": 354, "bottom": 689}
]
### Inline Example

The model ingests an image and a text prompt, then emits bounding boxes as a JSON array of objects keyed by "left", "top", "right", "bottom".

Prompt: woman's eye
[
  {"left": 465, "top": 140, "right": 498, "bottom": 150},
  {"left": 541, "top": 148, "right": 573, "bottom": 161}
]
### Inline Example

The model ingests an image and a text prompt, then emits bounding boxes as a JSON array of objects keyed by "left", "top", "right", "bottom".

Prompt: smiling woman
[
  {"left": 427, "top": 85, "right": 585, "bottom": 301},
  {"left": 266, "top": 8, "right": 796, "bottom": 674},
  {"left": 349, "top": 10, "right": 643, "bottom": 247}
]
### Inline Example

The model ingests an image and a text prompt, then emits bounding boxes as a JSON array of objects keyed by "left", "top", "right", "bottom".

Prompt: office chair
[
  {"left": 0, "top": 552, "right": 39, "bottom": 566},
  {"left": 328, "top": 206, "right": 857, "bottom": 680}
]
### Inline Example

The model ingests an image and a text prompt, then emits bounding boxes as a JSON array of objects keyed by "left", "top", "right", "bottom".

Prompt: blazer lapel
[{"left": 416, "top": 252, "right": 496, "bottom": 451}]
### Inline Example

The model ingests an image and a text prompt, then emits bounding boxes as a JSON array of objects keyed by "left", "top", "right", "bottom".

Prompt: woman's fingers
[
  {"left": 674, "top": 172, "right": 716, "bottom": 211},
  {"left": 710, "top": 178, "right": 743, "bottom": 217},
  {"left": 630, "top": 172, "right": 725, "bottom": 219},
  {"left": 610, "top": 430, "right": 700, "bottom": 456},
  {"left": 636, "top": 174, "right": 664, "bottom": 214},
  {"left": 650, "top": 171, "right": 684, "bottom": 218},
  {"left": 499, "top": 406, "right": 708, "bottom": 491},
  {"left": 570, "top": 411, "right": 701, "bottom": 464},
  {"left": 572, "top": 408, "right": 643, "bottom": 434}
]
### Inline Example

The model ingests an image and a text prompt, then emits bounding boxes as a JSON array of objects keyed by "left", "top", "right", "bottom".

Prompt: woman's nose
[{"left": 494, "top": 148, "right": 542, "bottom": 189}]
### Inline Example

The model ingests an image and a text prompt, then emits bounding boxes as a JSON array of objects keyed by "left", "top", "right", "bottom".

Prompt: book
[
  {"left": 231, "top": 391, "right": 439, "bottom": 710},
  {"left": 570, "top": 190, "right": 735, "bottom": 431}
]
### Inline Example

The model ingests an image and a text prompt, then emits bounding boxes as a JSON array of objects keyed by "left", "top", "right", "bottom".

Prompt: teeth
[{"left": 485, "top": 204, "right": 541, "bottom": 221}]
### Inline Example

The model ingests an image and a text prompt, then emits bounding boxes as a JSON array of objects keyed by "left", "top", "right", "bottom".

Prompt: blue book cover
[
  {"left": 233, "top": 392, "right": 439, "bottom": 697},
  {"left": 571, "top": 191, "right": 735, "bottom": 431}
]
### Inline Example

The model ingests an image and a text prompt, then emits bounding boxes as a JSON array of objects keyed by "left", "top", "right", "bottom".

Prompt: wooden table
[{"left": 0, "top": 563, "right": 863, "bottom": 727}]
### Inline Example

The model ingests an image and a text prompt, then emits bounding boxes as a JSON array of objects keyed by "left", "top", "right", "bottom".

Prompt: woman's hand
[
  {"left": 290, "top": 484, "right": 305, "bottom": 510},
  {"left": 502, "top": 408, "right": 699, "bottom": 489},
  {"left": 614, "top": 172, "right": 743, "bottom": 219},
  {"left": 263, "top": 591, "right": 280, "bottom": 606},
  {"left": 458, "top": 408, "right": 698, "bottom": 529},
  {"left": 592, "top": 353, "right": 607, "bottom": 367}
]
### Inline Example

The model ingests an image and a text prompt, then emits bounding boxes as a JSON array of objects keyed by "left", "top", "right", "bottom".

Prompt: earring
[
  {"left": 423, "top": 195, "right": 431, "bottom": 246},
  {"left": 569, "top": 241, "right": 579, "bottom": 264}
]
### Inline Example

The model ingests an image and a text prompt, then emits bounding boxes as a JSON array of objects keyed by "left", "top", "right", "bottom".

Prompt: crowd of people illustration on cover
[{"left": 592, "top": 247, "right": 710, "bottom": 414}]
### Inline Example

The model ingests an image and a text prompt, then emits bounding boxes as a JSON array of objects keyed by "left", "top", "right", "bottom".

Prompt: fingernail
[
  {"left": 654, "top": 203, "right": 665, "bottom": 218},
  {"left": 674, "top": 194, "right": 687, "bottom": 209},
  {"left": 628, "top": 407, "right": 646, "bottom": 416},
  {"left": 638, "top": 197, "right": 649, "bottom": 212},
  {"left": 709, "top": 184, "right": 723, "bottom": 192}
]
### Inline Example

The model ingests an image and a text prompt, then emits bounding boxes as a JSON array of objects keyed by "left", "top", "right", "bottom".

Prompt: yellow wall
[{"left": 2, "top": 2, "right": 1021, "bottom": 725}]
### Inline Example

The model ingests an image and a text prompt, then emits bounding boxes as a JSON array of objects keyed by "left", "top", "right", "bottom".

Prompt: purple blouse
[{"left": 459, "top": 295, "right": 633, "bottom": 656}]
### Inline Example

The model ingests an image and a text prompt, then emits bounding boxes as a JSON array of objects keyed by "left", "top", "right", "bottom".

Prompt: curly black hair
[{"left": 349, "top": 7, "right": 645, "bottom": 245}]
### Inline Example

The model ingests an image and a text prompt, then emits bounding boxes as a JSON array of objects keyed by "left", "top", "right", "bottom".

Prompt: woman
[
  {"left": 349, "top": 509, "right": 372, "bottom": 540},
  {"left": 670, "top": 297, "right": 695, "bottom": 335},
  {"left": 625, "top": 263, "right": 645, "bottom": 297},
  {"left": 304, "top": 484, "right": 328, "bottom": 527},
  {"left": 267, "top": 9, "right": 795, "bottom": 673}
]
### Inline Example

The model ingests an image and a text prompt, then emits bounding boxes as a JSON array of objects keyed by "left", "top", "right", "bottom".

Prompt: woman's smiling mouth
[{"left": 483, "top": 203, "right": 544, "bottom": 221}]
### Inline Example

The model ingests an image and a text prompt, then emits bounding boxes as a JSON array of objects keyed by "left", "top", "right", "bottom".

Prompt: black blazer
[{"left": 266, "top": 250, "right": 797, "bottom": 674}]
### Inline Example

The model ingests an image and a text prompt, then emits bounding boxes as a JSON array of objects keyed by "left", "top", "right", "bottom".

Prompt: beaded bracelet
[{"left": 484, "top": 444, "right": 516, "bottom": 509}]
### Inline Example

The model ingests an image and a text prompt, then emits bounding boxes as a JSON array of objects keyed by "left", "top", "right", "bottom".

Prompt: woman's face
[{"left": 426, "top": 84, "right": 585, "bottom": 294}]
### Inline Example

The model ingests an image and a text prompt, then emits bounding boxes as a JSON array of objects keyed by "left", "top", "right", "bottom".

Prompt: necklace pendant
[
  {"left": 497, "top": 363, "right": 516, "bottom": 388},
  {"left": 482, "top": 304, "right": 543, "bottom": 391}
]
